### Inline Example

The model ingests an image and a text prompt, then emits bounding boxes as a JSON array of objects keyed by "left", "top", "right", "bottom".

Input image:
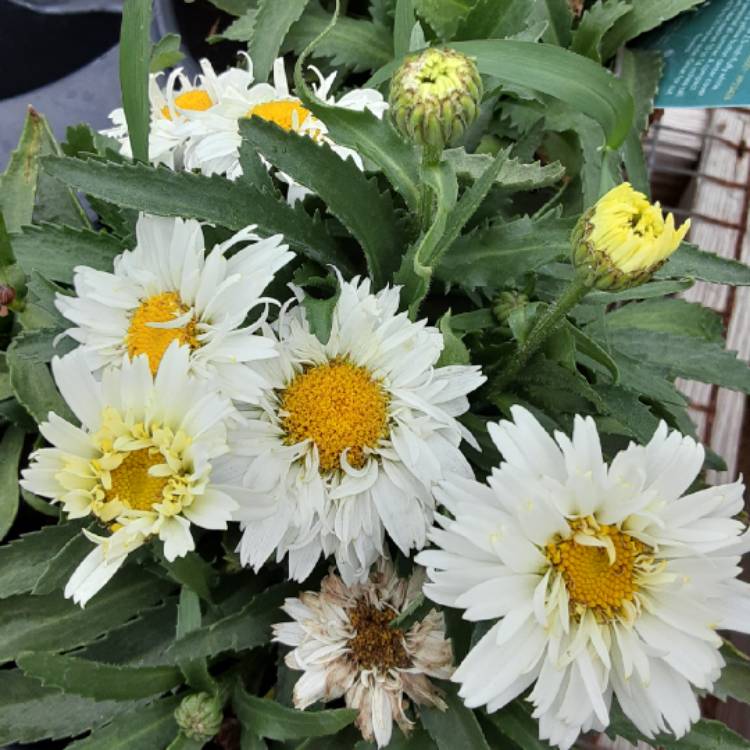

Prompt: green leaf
[
  {"left": 150, "top": 33, "right": 185, "bottom": 73},
  {"left": 394, "top": 0, "right": 415, "bottom": 58},
  {"left": 169, "top": 582, "right": 298, "bottom": 660},
  {"left": 0, "top": 426, "right": 24, "bottom": 541},
  {"left": 1, "top": 109, "right": 45, "bottom": 231},
  {"left": 32, "top": 529, "right": 101, "bottom": 595},
  {"left": 413, "top": 0, "right": 473, "bottom": 38},
  {"left": 211, "top": 8, "right": 258, "bottom": 42},
  {"left": 240, "top": 117, "right": 401, "bottom": 287},
  {"left": 436, "top": 215, "right": 573, "bottom": 290},
  {"left": 0, "top": 568, "right": 174, "bottom": 664},
  {"left": 17, "top": 651, "right": 183, "bottom": 701},
  {"left": 715, "top": 642, "right": 750, "bottom": 705},
  {"left": 167, "top": 733, "right": 207, "bottom": 750},
  {"left": 620, "top": 48, "right": 664, "bottom": 134},
  {"left": 658, "top": 242, "right": 750, "bottom": 286},
  {"left": 0, "top": 520, "right": 84, "bottom": 598},
  {"left": 43, "top": 156, "right": 350, "bottom": 273},
  {"left": 444, "top": 148, "right": 565, "bottom": 191},
  {"left": 436, "top": 311, "right": 471, "bottom": 366},
  {"left": 285, "top": 2, "right": 393, "bottom": 72},
  {"left": 13, "top": 224, "right": 123, "bottom": 284},
  {"left": 1, "top": 108, "right": 86, "bottom": 232},
  {"left": 608, "top": 712, "right": 750, "bottom": 750},
  {"left": 421, "top": 682, "right": 491, "bottom": 750},
  {"left": 7, "top": 331, "right": 74, "bottom": 423},
  {"left": 160, "top": 550, "right": 217, "bottom": 603},
  {"left": 455, "top": 0, "right": 527, "bottom": 40},
  {"left": 205, "top": 0, "right": 256, "bottom": 14},
  {"left": 606, "top": 351, "right": 688, "bottom": 407},
  {"left": 601, "top": 0, "right": 706, "bottom": 61},
  {"left": 299, "top": 101, "right": 420, "bottom": 212},
  {"left": 484, "top": 699, "right": 552, "bottom": 750},
  {"left": 593, "top": 298, "right": 724, "bottom": 342},
  {"left": 68, "top": 695, "right": 181, "bottom": 750},
  {"left": 249, "top": 0, "right": 310, "bottom": 82},
  {"left": 76, "top": 599, "right": 179, "bottom": 666},
  {"left": 570, "top": 0, "right": 631, "bottom": 62},
  {"left": 176, "top": 587, "right": 216, "bottom": 693},
  {"left": 593, "top": 383, "right": 659, "bottom": 442},
  {"left": 301, "top": 285, "right": 340, "bottom": 344},
  {"left": 233, "top": 686, "right": 357, "bottom": 740},
  {"left": 451, "top": 40, "right": 634, "bottom": 149},
  {"left": 0, "top": 669, "right": 129, "bottom": 745},
  {"left": 567, "top": 322, "right": 619, "bottom": 383},
  {"left": 587, "top": 328, "right": 750, "bottom": 394},
  {"left": 120, "top": 0, "right": 153, "bottom": 162},
  {"left": 530, "top": 0, "right": 573, "bottom": 47}
]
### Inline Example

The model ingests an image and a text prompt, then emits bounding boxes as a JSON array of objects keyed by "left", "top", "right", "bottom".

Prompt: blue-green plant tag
[{"left": 638, "top": 0, "right": 750, "bottom": 107}]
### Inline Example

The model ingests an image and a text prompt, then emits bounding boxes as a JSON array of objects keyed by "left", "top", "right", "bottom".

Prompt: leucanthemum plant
[
  {"left": 4, "top": 1, "right": 750, "bottom": 749},
  {"left": 104, "top": 57, "right": 256, "bottom": 169},
  {"left": 274, "top": 560, "right": 453, "bottom": 747},
  {"left": 418, "top": 407, "right": 750, "bottom": 748},
  {"left": 56, "top": 213, "right": 292, "bottom": 403},
  {"left": 106, "top": 53, "right": 387, "bottom": 202},
  {"left": 230, "top": 274, "right": 485, "bottom": 583},
  {"left": 20, "top": 344, "right": 253, "bottom": 606}
]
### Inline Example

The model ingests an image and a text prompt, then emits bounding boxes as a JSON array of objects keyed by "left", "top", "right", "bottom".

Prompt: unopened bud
[
  {"left": 390, "top": 47, "right": 483, "bottom": 150},
  {"left": 175, "top": 692, "right": 223, "bottom": 741},
  {"left": 493, "top": 291, "right": 529, "bottom": 324}
]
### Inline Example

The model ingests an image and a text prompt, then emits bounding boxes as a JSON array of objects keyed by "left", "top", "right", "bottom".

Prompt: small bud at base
[{"left": 175, "top": 692, "right": 223, "bottom": 741}]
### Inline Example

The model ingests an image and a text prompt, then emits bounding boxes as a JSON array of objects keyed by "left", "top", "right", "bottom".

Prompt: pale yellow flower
[{"left": 573, "top": 183, "right": 690, "bottom": 289}]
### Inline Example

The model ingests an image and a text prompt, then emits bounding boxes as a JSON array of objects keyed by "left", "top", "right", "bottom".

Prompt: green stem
[
  {"left": 418, "top": 144, "right": 443, "bottom": 232},
  {"left": 491, "top": 273, "right": 592, "bottom": 394}
]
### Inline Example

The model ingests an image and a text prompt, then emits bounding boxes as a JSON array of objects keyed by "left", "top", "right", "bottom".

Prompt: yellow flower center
[
  {"left": 161, "top": 89, "right": 213, "bottom": 120},
  {"left": 279, "top": 359, "right": 390, "bottom": 472},
  {"left": 105, "top": 448, "right": 168, "bottom": 512},
  {"left": 546, "top": 518, "right": 649, "bottom": 622},
  {"left": 348, "top": 600, "right": 410, "bottom": 672},
  {"left": 127, "top": 292, "right": 199, "bottom": 375},
  {"left": 246, "top": 99, "right": 312, "bottom": 132}
]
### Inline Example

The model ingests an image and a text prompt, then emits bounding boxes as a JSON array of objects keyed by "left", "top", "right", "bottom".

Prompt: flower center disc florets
[
  {"left": 546, "top": 517, "right": 651, "bottom": 622},
  {"left": 247, "top": 100, "right": 312, "bottom": 132},
  {"left": 279, "top": 358, "right": 390, "bottom": 472},
  {"left": 106, "top": 447, "right": 169, "bottom": 511},
  {"left": 161, "top": 89, "right": 213, "bottom": 120},
  {"left": 348, "top": 600, "right": 410, "bottom": 672},
  {"left": 83, "top": 408, "right": 196, "bottom": 523},
  {"left": 127, "top": 291, "right": 200, "bottom": 375}
]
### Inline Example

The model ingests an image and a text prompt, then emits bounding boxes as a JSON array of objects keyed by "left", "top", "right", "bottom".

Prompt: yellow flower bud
[
  {"left": 389, "top": 47, "right": 483, "bottom": 150},
  {"left": 572, "top": 183, "right": 690, "bottom": 290}
]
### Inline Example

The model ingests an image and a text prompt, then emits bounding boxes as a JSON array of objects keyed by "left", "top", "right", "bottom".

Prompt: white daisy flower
[
  {"left": 183, "top": 57, "right": 388, "bottom": 201},
  {"left": 417, "top": 406, "right": 750, "bottom": 749},
  {"left": 273, "top": 560, "right": 453, "bottom": 747},
  {"left": 103, "top": 57, "right": 256, "bottom": 168},
  {"left": 20, "top": 344, "right": 265, "bottom": 606},
  {"left": 56, "top": 213, "right": 293, "bottom": 405},
  {"left": 229, "top": 275, "right": 485, "bottom": 584}
]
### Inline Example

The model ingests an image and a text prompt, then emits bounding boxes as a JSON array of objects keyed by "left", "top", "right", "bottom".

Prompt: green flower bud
[
  {"left": 493, "top": 290, "right": 529, "bottom": 324},
  {"left": 389, "top": 47, "right": 483, "bottom": 150},
  {"left": 572, "top": 183, "right": 690, "bottom": 291},
  {"left": 175, "top": 692, "right": 223, "bottom": 741}
]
